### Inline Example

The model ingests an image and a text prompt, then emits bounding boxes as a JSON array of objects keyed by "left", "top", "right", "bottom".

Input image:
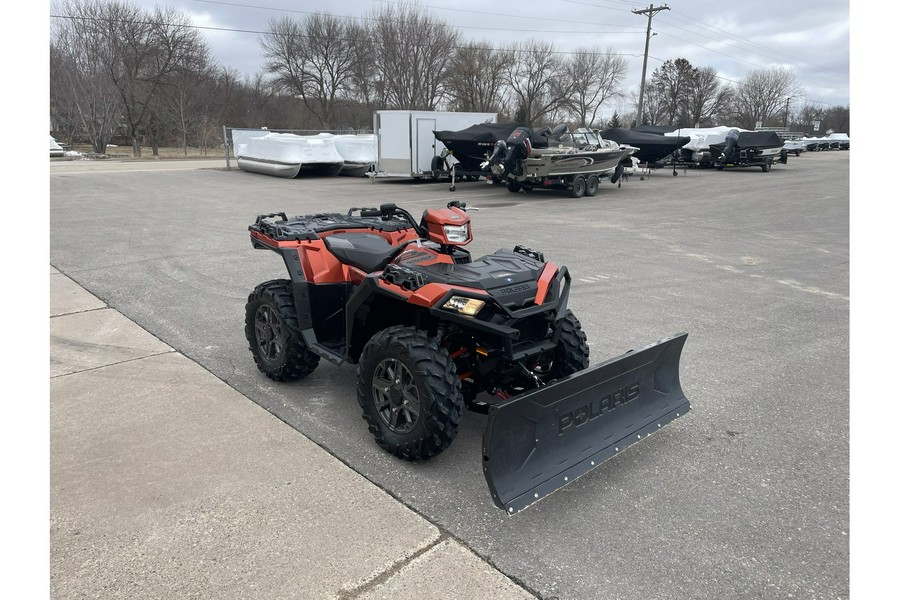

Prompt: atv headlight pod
[
  {"left": 442, "top": 223, "right": 470, "bottom": 243},
  {"left": 442, "top": 296, "right": 485, "bottom": 316}
]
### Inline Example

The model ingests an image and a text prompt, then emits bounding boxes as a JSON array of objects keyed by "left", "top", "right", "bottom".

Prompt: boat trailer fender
[{"left": 482, "top": 332, "right": 690, "bottom": 513}]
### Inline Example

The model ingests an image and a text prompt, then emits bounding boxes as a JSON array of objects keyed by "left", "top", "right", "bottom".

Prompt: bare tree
[
  {"left": 51, "top": 5, "right": 122, "bottom": 154},
  {"left": 261, "top": 13, "right": 358, "bottom": 128},
  {"left": 158, "top": 58, "right": 212, "bottom": 155},
  {"left": 366, "top": 2, "right": 459, "bottom": 110},
  {"left": 563, "top": 47, "right": 627, "bottom": 128},
  {"left": 444, "top": 42, "right": 507, "bottom": 113},
  {"left": 683, "top": 67, "right": 730, "bottom": 127},
  {"left": 822, "top": 105, "right": 850, "bottom": 134},
  {"left": 727, "top": 66, "right": 802, "bottom": 129},
  {"left": 82, "top": 2, "right": 207, "bottom": 156},
  {"left": 629, "top": 85, "right": 664, "bottom": 126},
  {"left": 504, "top": 40, "right": 572, "bottom": 127},
  {"left": 650, "top": 58, "right": 697, "bottom": 126},
  {"left": 346, "top": 20, "right": 385, "bottom": 119}
]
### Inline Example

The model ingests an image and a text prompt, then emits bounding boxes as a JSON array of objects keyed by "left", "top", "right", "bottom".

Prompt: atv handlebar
[
  {"left": 347, "top": 202, "right": 472, "bottom": 238},
  {"left": 348, "top": 204, "right": 426, "bottom": 237}
]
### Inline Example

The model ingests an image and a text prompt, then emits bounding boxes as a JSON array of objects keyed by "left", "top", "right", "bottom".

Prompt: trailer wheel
[
  {"left": 507, "top": 180, "right": 522, "bottom": 193},
  {"left": 570, "top": 175, "right": 586, "bottom": 198},
  {"left": 585, "top": 175, "right": 599, "bottom": 196},
  {"left": 761, "top": 161, "right": 771, "bottom": 172},
  {"left": 430, "top": 155, "right": 443, "bottom": 180},
  {"left": 357, "top": 326, "right": 463, "bottom": 461},
  {"left": 245, "top": 279, "right": 320, "bottom": 381}
]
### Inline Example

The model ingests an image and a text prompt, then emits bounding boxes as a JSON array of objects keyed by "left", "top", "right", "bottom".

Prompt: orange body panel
[
  {"left": 534, "top": 262, "right": 558, "bottom": 305},
  {"left": 422, "top": 207, "right": 472, "bottom": 245},
  {"left": 376, "top": 279, "right": 487, "bottom": 308}
]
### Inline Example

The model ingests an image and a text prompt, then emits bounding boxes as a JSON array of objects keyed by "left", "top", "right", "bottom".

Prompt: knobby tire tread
[
  {"left": 245, "top": 279, "right": 319, "bottom": 382},
  {"left": 357, "top": 326, "right": 463, "bottom": 461}
]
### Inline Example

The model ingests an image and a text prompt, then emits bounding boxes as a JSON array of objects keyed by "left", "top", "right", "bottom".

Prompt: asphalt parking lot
[{"left": 50, "top": 151, "right": 849, "bottom": 599}]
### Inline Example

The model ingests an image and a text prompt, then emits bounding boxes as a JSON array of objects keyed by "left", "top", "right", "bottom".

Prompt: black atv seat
[{"left": 323, "top": 232, "right": 406, "bottom": 273}]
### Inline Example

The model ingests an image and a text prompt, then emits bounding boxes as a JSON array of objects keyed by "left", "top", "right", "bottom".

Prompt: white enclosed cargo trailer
[{"left": 373, "top": 110, "right": 497, "bottom": 178}]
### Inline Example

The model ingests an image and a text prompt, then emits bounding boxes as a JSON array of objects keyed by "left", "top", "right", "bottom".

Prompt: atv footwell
[{"left": 483, "top": 333, "right": 690, "bottom": 513}]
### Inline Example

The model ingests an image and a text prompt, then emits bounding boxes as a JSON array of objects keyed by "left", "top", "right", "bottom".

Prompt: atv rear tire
[
  {"left": 357, "top": 326, "right": 463, "bottom": 461},
  {"left": 245, "top": 280, "right": 320, "bottom": 381}
]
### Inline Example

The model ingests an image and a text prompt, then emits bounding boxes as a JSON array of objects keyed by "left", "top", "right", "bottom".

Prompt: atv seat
[{"left": 323, "top": 232, "right": 406, "bottom": 273}]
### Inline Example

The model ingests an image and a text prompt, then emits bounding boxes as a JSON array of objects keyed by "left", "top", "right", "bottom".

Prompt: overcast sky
[{"left": 90, "top": 0, "right": 851, "bottom": 114}]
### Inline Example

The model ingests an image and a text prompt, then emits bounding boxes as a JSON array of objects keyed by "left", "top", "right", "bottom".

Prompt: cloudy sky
[{"left": 91, "top": 0, "right": 852, "bottom": 114}]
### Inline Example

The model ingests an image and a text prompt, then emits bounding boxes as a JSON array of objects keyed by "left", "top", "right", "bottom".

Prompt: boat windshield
[{"left": 547, "top": 128, "right": 604, "bottom": 149}]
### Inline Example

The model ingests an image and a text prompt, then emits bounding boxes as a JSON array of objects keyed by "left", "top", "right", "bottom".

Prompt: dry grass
[{"left": 71, "top": 144, "right": 226, "bottom": 160}]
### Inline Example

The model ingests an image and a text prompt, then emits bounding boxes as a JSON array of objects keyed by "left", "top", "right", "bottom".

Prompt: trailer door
[{"left": 414, "top": 117, "right": 437, "bottom": 174}]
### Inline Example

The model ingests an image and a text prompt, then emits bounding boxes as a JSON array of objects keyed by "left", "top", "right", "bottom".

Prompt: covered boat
[
  {"left": 708, "top": 129, "right": 787, "bottom": 172},
  {"left": 632, "top": 124, "right": 682, "bottom": 135},
  {"left": 827, "top": 132, "right": 850, "bottom": 150},
  {"left": 599, "top": 127, "right": 690, "bottom": 164},
  {"left": 236, "top": 132, "right": 344, "bottom": 178},
  {"left": 50, "top": 135, "right": 65, "bottom": 157},
  {"left": 433, "top": 123, "right": 520, "bottom": 172},
  {"left": 332, "top": 134, "right": 377, "bottom": 176}
]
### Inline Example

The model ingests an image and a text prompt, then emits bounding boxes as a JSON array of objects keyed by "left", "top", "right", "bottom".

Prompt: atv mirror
[
  {"left": 379, "top": 203, "right": 397, "bottom": 216},
  {"left": 447, "top": 200, "right": 467, "bottom": 211}
]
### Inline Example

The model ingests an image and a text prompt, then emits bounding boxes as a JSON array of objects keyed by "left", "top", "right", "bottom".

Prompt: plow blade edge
[{"left": 482, "top": 333, "right": 690, "bottom": 513}]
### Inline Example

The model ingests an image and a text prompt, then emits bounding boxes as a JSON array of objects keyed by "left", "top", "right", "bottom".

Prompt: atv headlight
[
  {"left": 442, "top": 296, "right": 485, "bottom": 316},
  {"left": 443, "top": 223, "right": 469, "bottom": 243}
]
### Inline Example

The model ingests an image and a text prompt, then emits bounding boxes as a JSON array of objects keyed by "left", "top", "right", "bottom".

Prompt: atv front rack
[{"left": 483, "top": 333, "right": 690, "bottom": 513}]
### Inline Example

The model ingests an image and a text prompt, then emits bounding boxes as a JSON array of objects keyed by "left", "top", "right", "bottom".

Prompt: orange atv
[{"left": 245, "top": 201, "right": 690, "bottom": 513}]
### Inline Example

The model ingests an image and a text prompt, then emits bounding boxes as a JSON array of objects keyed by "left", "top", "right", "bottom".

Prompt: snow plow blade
[{"left": 482, "top": 333, "right": 690, "bottom": 513}]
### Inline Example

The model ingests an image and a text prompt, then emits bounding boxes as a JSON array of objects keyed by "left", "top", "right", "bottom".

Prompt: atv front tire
[
  {"left": 357, "top": 326, "right": 463, "bottom": 461},
  {"left": 549, "top": 309, "right": 590, "bottom": 379},
  {"left": 245, "top": 279, "right": 320, "bottom": 381}
]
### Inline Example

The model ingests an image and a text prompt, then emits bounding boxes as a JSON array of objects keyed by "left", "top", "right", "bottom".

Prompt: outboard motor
[
  {"left": 502, "top": 127, "right": 533, "bottom": 176},
  {"left": 484, "top": 126, "right": 534, "bottom": 176},
  {"left": 723, "top": 128, "right": 740, "bottom": 162},
  {"left": 485, "top": 139, "right": 508, "bottom": 171}
]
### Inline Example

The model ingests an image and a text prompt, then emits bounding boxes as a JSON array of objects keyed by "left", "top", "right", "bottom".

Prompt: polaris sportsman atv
[{"left": 245, "top": 201, "right": 690, "bottom": 513}]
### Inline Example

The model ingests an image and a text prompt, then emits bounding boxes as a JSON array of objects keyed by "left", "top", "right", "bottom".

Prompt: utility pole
[
  {"left": 783, "top": 96, "right": 792, "bottom": 128},
  {"left": 633, "top": 3, "right": 669, "bottom": 126}
]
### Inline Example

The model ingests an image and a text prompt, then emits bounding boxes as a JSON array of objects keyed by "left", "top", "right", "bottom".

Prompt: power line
[
  {"left": 49, "top": 13, "right": 644, "bottom": 57},
  {"left": 565, "top": 0, "right": 848, "bottom": 79},
  {"left": 51, "top": 7, "right": 846, "bottom": 107},
  {"left": 196, "top": 0, "right": 645, "bottom": 31}
]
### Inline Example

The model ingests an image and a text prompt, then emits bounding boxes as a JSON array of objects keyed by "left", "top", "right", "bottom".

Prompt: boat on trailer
[
  {"left": 709, "top": 129, "right": 787, "bottom": 172},
  {"left": 486, "top": 126, "right": 637, "bottom": 197}
]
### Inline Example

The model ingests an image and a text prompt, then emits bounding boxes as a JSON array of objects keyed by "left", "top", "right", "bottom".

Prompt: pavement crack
[
  {"left": 50, "top": 350, "right": 177, "bottom": 379},
  {"left": 334, "top": 533, "right": 448, "bottom": 599}
]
